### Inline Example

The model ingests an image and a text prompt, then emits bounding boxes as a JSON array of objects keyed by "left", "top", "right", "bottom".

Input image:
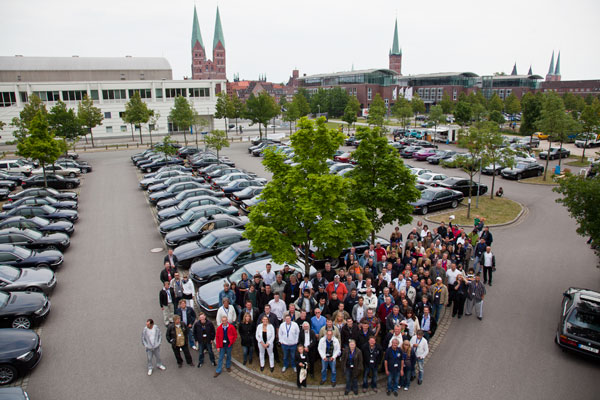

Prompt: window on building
[
  {"left": 120, "top": 73, "right": 126, "bottom": 80},
  {"left": 0, "top": 92, "right": 16, "bottom": 107},
  {"left": 128, "top": 89, "right": 151, "bottom": 99},
  {"left": 385, "top": 98, "right": 389, "bottom": 107},
  {"left": 453, "top": 90, "right": 457, "bottom": 101},
  {"left": 33, "top": 91, "right": 60, "bottom": 102},
  {"left": 155, "top": 88, "right": 163, "bottom": 99},
  {"left": 106, "top": 126, "right": 113, "bottom": 133},
  {"left": 367, "top": 88, "right": 372, "bottom": 100},
  {"left": 165, "top": 88, "right": 187, "bottom": 98},
  {"left": 120, "top": 125, "right": 127, "bottom": 132},
  {"left": 19, "top": 92, "right": 28, "bottom": 103},
  {"left": 140, "top": 73, "right": 145, "bottom": 80},
  {"left": 102, "top": 90, "right": 127, "bottom": 101},
  {"left": 104, "top": 112, "right": 111, "bottom": 119},
  {"left": 189, "top": 88, "right": 210, "bottom": 97},
  {"left": 119, "top": 112, "right": 125, "bottom": 118},
  {"left": 90, "top": 90, "right": 99, "bottom": 100}
]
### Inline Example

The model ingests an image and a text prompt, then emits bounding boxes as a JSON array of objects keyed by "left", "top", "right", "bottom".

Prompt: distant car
[
  {"left": 212, "top": 174, "right": 264, "bottom": 189},
  {"left": 139, "top": 157, "right": 184, "bottom": 173},
  {"left": 229, "top": 187, "right": 263, "bottom": 205},
  {"left": 164, "top": 214, "right": 248, "bottom": 248},
  {"left": 0, "top": 328, "right": 42, "bottom": 385},
  {"left": 191, "top": 156, "right": 235, "bottom": 170},
  {"left": 172, "top": 228, "right": 246, "bottom": 269},
  {"left": 411, "top": 187, "right": 463, "bottom": 215},
  {"left": 7, "top": 187, "right": 77, "bottom": 202},
  {"left": 413, "top": 149, "right": 438, "bottom": 161},
  {"left": 205, "top": 168, "right": 242, "bottom": 181},
  {"left": 0, "top": 173, "right": 26, "bottom": 187},
  {"left": 221, "top": 179, "right": 265, "bottom": 195},
  {"left": 539, "top": 147, "right": 570, "bottom": 160},
  {"left": 31, "top": 164, "right": 79, "bottom": 178},
  {"left": 400, "top": 146, "right": 423, "bottom": 158},
  {"left": 21, "top": 174, "right": 80, "bottom": 190},
  {"left": 0, "top": 216, "right": 73, "bottom": 236},
  {"left": 0, "top": 205, "right": 78, "bottom": 223},
  {"left": 56, "top": 160, "right": 92, "bottom": 174},
  {"left": 574, "top": 133, "right": 600, "bottom": 148},
  {"left": 437, "top": 177, "right": 488, "bottom": 196},
  {"left": 501, "top": 161, "right": 544, "bottom": 180},
  {"left": 0, "top": 180, "right": 17, "bottom": 192},
  {"left": 0, "top": 290, "right": 50, "bottom": 329},
  {"left": 139, "top": 170, "right": 192, "bottom": 190},
  {"left": 0, "top": 245, "right": 63, "bottom": 271},
  {"left": 334, "top": 152, "right": 353, "bottom": 163},
  {"left": 0, "top": 265, "right": 56, "bottom": 295},
  {"left": 159, "top": 206, "right": 235, "bottom": 235},
  {"left": 142, "top": 165, "right": 192, "bottom": 179},
  {"left": 157, "top": 196, "right": 234, "bottom": 221},
  {"left": 147, "top": 175, "right": 206, "bottom": 194},
  {"left": 156, "top": 188, "right": 225, "bottom": 210},
  {"left": 148, "top": 182, "right": 209, "bottom": 205},
  {"left": 409, "top": 168, "right": 432, "bottom": 177},
  {"left": 555, "top": 287, "right": 600, "bottom": 359},
  {"left": 2, "top": 196, "right": 77, "bottom": 211},
  {"left": 240, "top": 195, "right": 264, "bottom": 214},
  {"left": 0, "top": 228, "right": 70, "bottom": 252},
  {"left": 427, "top": 150, "right": 456, "bottom": 164},
  {"left": 416, "top": 173, "right": 448, "bottom": 186}
]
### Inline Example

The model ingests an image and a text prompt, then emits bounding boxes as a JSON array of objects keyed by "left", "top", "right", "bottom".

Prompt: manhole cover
[{"left": 150, "top": 247, "right": 164, "bottom": 253}]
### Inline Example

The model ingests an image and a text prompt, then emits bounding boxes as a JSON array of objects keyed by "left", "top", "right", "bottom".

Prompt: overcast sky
[{"left": 2, "top": 0, "right": 598, "bottom": 82}]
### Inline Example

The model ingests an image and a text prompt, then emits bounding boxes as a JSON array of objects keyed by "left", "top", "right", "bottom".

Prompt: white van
[{"left": 0, "top": 159, "right": 33, "bottom": 175}]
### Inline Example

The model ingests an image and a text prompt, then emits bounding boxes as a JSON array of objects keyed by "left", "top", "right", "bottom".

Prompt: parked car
[
  {"left": 416, "top": 173, "right": 448, "bottom": 186},
  {"left": 411, "top": 187, "right": 463, "bottom": 215},
  {"left": 0, "top": 328, "right": 42, "bottom": 384},
  {"left": 164, "top": 214, "right": 248, "bottom": 247},
  {"left": 0, "top": 387, "right": 30, "bottom": 397},
  {"left": 427, "top": 150, "right": 457, "bottom": 164},
  {"left": 437, "top": 177, "right": 488, "bottom": 196},
  {"left": 212, "top": 174, "right": 264, "bottom": 189},
  {"left": 172, "top": 228, "right": 246, "bottom": 269},
  {"left": 230, "top": 187, "right": 263, "bottom": 205},
  {"left": 148, "top": 182, "right": 209, "bottom": 205},
  {"left": 205, "top": 168, "right": 242, "bottom": 181},
  {"left": 221, "top": 179, "right": 265, "bottom": 195},
  {"left": 501, "top": 161, "right": 544, "bottom": 180},
  {"left": 189, "top": 240, "right": 270, "bottom": 286},
  {"left": 2, "top": 196, "right": 77, "bottom": 211},
  {"left": 139, "top": 170, "right": 191, "bottom": 190},
  {"left": 539, "top": 147, "right": 570, "bottom": 160},
  {"left": 0, "top": 228, "right": 70, "bottom": 252},
  {"left": 142, "top": 165, "right": 192, "bottom": 179},
  {"left": 400, "top": 146, "right": 423, "bottom": 158},
  {"left": 31, "top": 165, "right": 79, "bottom": 178},
  {"left": 555, "top": 287, "right": 600, "bottom": 359},
  {"left": 0, "top": 180, "right": 17, "bottom": 192},
  {"left": 409, "top": 168, "right": 432, "bottom": 176},
  {"left": 297, "top": 237, "right": 391, "bottom": 269},
  {"left": 56, "top": 159, "right": 92, "bottom": 174},
  {"left": 156, "top": 188, "right": 225, "bottom": 210},
  {"left": 0, "top": 205, "right": 78, "bottom": 223},
  {"left": 0, "top": 265, "right": 56, "bottom": 295},
  {"left": 0, "top": 290, "right": 50, "bottom": 329},
  {"left": 7, "top": 188, "right": 77, "bottom": 202},
  {"left": 575, "top": 133, "right": 600, "bottom": 148},
  {"left": 0, "top": 245, "right": 63, "bottom": 271},
  {"left": 0, "top": 216, "right": 73, "bottom": 236},
  {"left": 158, "top": 206, "right": 234, "bottom": 235},
  {"left": 191, "top": 156, "right": 235, "bottom": 170},
  {"left": 0, "top": 160, "right": 33, "bottom": 176},
  {"left": 334, "top": 152, "right": 353, "bottom": 163},
  {"left": 139, "top": 157, "right": 184, "bottom": 173},
  {"left": 21, "top": 174, "right": 80, "bottom": 190},
  {"left": 157, "top": 196, "right": 234, "bottom": 221},
  {"left": 0, "top": 173, "right": 26, "bottom": 187},
  {"left": 147, "top": 175, "right": 206, "bottom": 194},
  {"left": 240, "top": 195, "right": 263, "bottom": 214},
  {"left": 413, "top": 149, "right": 438, "bottom": 161}
]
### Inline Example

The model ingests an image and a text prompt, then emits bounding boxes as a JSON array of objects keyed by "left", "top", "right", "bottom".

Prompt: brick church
[{"left": 191, "top": 6, "right": 226, "bottom": 80}]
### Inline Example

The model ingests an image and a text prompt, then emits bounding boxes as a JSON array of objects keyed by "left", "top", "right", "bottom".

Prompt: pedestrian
[
  {"left": 260, "top": 263, "right": 276, "bottom": 286},
  {"left": 361, "top": 335, "right": 382, "bottom": 393},
  {"left": 466, "top": 273, "right": 486, "bottom": 320},
  {"left": 409, "top": 329, "right": 428, "bottom": 385},
  {"left": 295, "top": 344, "right": 309, "bottom": 388},
  {"left": 239, "top": 312, "right": 255, "bottom": 365},
  {"left": 192, "top": 312, "right": 216, "bottom": 367},
  {"left": 164, "top": 248, "right": 178, "bottom": 268},
  {"left": 419, "top": 306, "right": 437, "bottom": 340},
  {"left": 452, "top": 274, "right": 468, "bottom": 318},
  {"left": 341, "top": 339, "right": 363, "bottom": 395},
  {"left": 141, "top": 318, "right": 166, "bottom": 376},
  {"left": 159, "top": 280, "right": 175, "bottom": 326},
  {"left": 214, "top": 315, "right": 238, "bottom": 377},
  {"left": 182, "top": 273, "right": 195, "bottom": 308},
  {"left": 170, "top": 272, "right": 184, "bottom": 306},
  {"left": 279, "top": 314, "right": 299, "bottom": 372},
  {"left": 480, "top": 246, "right": 496, "bottom": 286},
  {"left": 430, "top": 277, "right": 448, "bottom": 322},
  {"left": 175, "top": 299, "right": 196, "bottom": 349},
  {"left": 166, "top": 315, "right": 193, "bottom": 368},
  {"left": 298, "top": 321, "right": 317, "bottom": 378},
  {"left": 256, "top": 315, "right": 275, "bottom": 372},
  {"left": 318, "top": 329, "right": 341, "bottom": 387},
  {"left": 216, "top": 297, "right": 237, "bottom": 325},
  {"left": 385, "top": 338, "right": 402, "bottom": 396},
  {"left": 399, "top": 340, "right": 415, "bottom": 391},
  {"left": 472, "top": 239, "right": 487, "bottom": 274},
  {"left": 159, "top": 261, "right": 177, "bottom": 283}
]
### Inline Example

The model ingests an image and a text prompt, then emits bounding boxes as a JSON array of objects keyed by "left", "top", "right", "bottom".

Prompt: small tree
[
  {"left": 205, "top": 129, "right": 229, "bottom": 159},
  {"left": 154, "top": 135, "right": 178, "bottom": 157},
  {"left": 428, "top": 105, "right": 445, "bottom": 143},
  {"left": 520, "top": 92, "right": 544, "bottom": 135},
  {"left": 282, "top": 101, "right": 300, "bottom": 135},
  {"left": 368, "top": 93, "right": 386, "bottom": 128},
  {"left": 169, "top": 96, "right": 194, "bottom": 146},
  {"left": 341, "top": 96, "right": 360, "bottom": 135},
  {"left": 440, "top": 92, "right": 454, "bottom": 114},
  {"left": 457, "top": 122, "right": 489, "bottom": 217},
  {"left": 293, "top": 91, "right": 311, "bottom": 117},
  {"left": 245, "top": 92, "right": 279, "bottom": 139},
  {"left": 229, "top": 93, "right": 245, "bottom": 133},
  {"left": 391, "top": 98, "right": 412, "bottom": 131},
  {"left": 192, "top": 109, "right": 209, "bottom": 149},
  {"left": 214, "top": 92, "right": 230, "bottom": 137},
  {"left": 482, "top": 122, "right": 514, "bottom": 199},
  {"left": 11, "top": 94, "right": 48, "bottom": 142},
  {"left": 123, "top": 92, "right": 151, "bottom": 143},
  {"left": 504, "top": 92, "right": 521, "bottom": 115},
  {"left": 48, "top": 100, "right": 83, "bottom": 157},
  {"left": 310, "top": 88, "right": 329, "bottom": 116},
  {"left": 454, "top": 101, "right": 472, "bottom": 127},
  {"left": 77, "top": 95, "right": 103, "bottom": 147},
  {"left": 579, "top": 99, "right": 600, "bottom": 162},
  {"left": 0, "top": 121, "right": 4, "bottom": 131},
  {"left": 147, "top": 110, "right": 159, "bottom": 146},
  {"left": 16, "top": 111, "right": 63, "bottom": 187},
  {"left": 489, "top": 110, "right": 506, "bottom": 126},
  {"left": 488, "top": 93, "right": 504, "bottom": 113},
  {"left": 411, "top": 95, "right": 426, "bottom": 127}
]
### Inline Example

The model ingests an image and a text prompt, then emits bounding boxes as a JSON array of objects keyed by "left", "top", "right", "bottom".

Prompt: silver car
[{"left": 0, "top": 265, "right": 56, "bottom": 295}]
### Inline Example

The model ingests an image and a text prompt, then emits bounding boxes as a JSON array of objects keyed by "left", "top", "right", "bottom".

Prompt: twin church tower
[{"left": 190, "top": 6, "right": 226, "bottom": 80}]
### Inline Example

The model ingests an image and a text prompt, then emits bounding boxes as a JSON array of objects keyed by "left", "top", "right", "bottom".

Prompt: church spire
[
  {"left": 390, "top": 18, "right": 401, "bottom": 55},
  {"left": 527, "top": 65, "right": 532, "bottom": 75},
  {"left": 511, "top": 63, "right": 517, "bottom": 76},
  {"left": 213, "top": 6, "right": 225, "bottom": 50},
  {"left": 547, "top": 51, "right": 555, "bottom": 76},
  {"left": 554, "top": 51, "right": 561, "bottom": 75},
  {"left": 191, "top": 5, "right": 204, "bottom": 51}
]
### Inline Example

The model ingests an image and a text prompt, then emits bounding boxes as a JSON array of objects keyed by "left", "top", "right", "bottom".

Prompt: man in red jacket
[{"left": 214, "top": 315, "right": 238, "bottom": 377}]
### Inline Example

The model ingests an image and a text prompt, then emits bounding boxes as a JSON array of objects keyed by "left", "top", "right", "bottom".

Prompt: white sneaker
[
  {"left": 404, "top": 387, "right": 408, "bottom": 391},
  {"left": 147, "top": 369, "right": 153, "bottom": 376},
  {"left": 281, "top": 366, "right": 287, "bottom": 372},
  {"left": 192, "top": 346, "right": 198, "bottom": 351},
  {"left": 157, "top": 365, "right": 166, "bottom": 371}
]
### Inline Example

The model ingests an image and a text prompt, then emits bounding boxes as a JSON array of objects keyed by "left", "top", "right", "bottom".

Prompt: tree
[
  {"left": 579, "top": 99, "right": 600, "bottom": 162},
  {"left": 454, "top": 101, "right": 472, "bottom": 126},
  {"left": 391, "top": 98, "right": 412, "bottom": 130},
  {"left": 293, "top": 91, "right": 311, "bottom": 117},
  {"left": 11, "top": 94, "right": 48, "bottom": 142},
  {"left": 244, "top": 92, "right": 280, "bottom": 139},
  {"left": 243, "top": 117, "right": 372, "bottom": 275},
  {"left": 147, "top": 110, "right": 159, "bottom": 146},
  {"left": 282, "top": 101, "right": 300, "bottom": 135},
  {"left": 440, "top": 92, "right": 454, "bottom": 114},
  {"left": 16, "top": 111, "right": 63, "bottom": 187},
  {"left": 481, "top": 122, "right": 514, "bottom": 199},
  {"left": 411, "top": 95, "right": 425, "bottom": 127},
  {"left": 310, "top": 88, "right": 329, "bottom": 116},
  {"left": 77, "top": 95, "right": 103, "bottom": 147},
  {"left": 369, "top": 93, "right": 386, "bottom": 128},
  {"left": 328, "top": 87, "right": 350, "bottom": 118},
  {"left": 457, "top": 122, "right": 489, "bottom": 218},
  {"left": 504, "top": 92, "right": 521, "bottom": 115},
  {"left": 347, "top": 126, "right": 419, "bottom": 242},
  {"left": 341, "top": 96, "right": 360, "bottom": 134},
  {"left": 154, "top": 135, "right": 178, "bottom": 157},
  {"left": 229, "top": 93, "right": 245, "bottom": 133},
  {"left": 489, "top": 110, "right": 505, "bottom": 125},
  {"left": 48, "top": 100, "right": 83, "bottom": 157},
  {"left": 487, "top": 93, "right": 504, "bottom": 113},
  {"left": 554, "top": 174, "right": 600, "bottom": 266},
  {"left": 192, "top": 109, "right": 209, "bottom": 148},
  {"left": 169, "top": 96, "right": 194, "bottom": 146},
  {"left": 205, "top": 129, "right": 229, "bottom": 159},
  {"left": 520, "top": 92, "right": 543, "bottom": 135},
  {"left": 214, "top": 92, "right": 229, "bottom": 137},
  {"left": 0, "top": 121, "right": 4, "bottom": 131},
  {"left": 428, "top": 105, "right": 445, "bottom": 143},
  {"left": 123, "top": 92, "right": 151, "bottom": 143},
  {"left": 471, "top": 103, "right": 487, "bottom": 123}
]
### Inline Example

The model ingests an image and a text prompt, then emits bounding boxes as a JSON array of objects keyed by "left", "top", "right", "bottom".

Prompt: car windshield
[
  {"left": 190, "top": 218, "right": 208, "bottom": 231},
  {"left": 567, "top": 308, "right": 600, "bottom": 342},
  {"left": 23, "top": 229, "right": 43, "bottom": 239},
  {"left": 0, "top": 265, "right": 20, "bottom": 281},
  {"left": 420, "top": 174, "right": 433, "bottom": 180},
  {"left": 13, "top": 246, "right": 32, "bottom": 258},
  {"left": 43, "top": 196, "right": 57, "bottom": 203},
  {"left": 31, "top": 217, "right": 49, "bottom": 226},
  {"left": 178, "top": 199, "right": 191, "bottom": 209},
  {"left": 443, "top": 178, "right": 461, "bottom": 185},
  {"left": 181, "top": 210, "right": 196, "bottom": 220},
  {"left": 0, "top": 291, "right": 9, "bottom": 307},
  {"left": 515, "top": 163, "right": 529, "bottom": 169},
  {"left": 216, "top": 246, "right": 240, "bottom": 265},
  {"left": 199, "top": 233, "right": 217, "bottom": 248},
  {"left": 41, "top": 205, "right": 57, "bottom": 213},
  {"left": 420, "top": 191, "right": 436, "bottom": 200},
  {"left": 229, "top": 266, "right": 251, "bottom": 283}
]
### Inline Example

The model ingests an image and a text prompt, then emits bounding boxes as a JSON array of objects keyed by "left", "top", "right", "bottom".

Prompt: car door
[
  {"left": 9, "top": 234, "right": 32, "bottom": 247},
  {"left": 434, "top": 191, "right": 451, "bottom": 210},
  {"left": 0, "top": 252, "right": 20, "bottom": 266}
]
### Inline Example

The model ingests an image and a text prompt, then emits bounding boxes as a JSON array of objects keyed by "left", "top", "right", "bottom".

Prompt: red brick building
[{"left": 191, "top": 6, "right": 226, "bottom": 80}]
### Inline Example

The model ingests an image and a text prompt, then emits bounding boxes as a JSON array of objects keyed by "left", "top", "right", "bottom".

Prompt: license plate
[{"left": 578, "top": 344, "right": 599, "bottom": 354}]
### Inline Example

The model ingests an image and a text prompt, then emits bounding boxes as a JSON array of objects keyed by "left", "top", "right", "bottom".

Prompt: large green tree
[
  {"left": 481, "top": 121, "right": 513, "bottom": 199},
  {"left": 520, "top": 92, "right": 544, "bottom": 135},
  {"left": 369, "top": 93, "right": 386, "bottom": 128},
  {"left": 440, "top": 92, "right": 454, "bottom": 114},
  {"left": 229, "top": 93, "right": 245, "bottom": 133},
  {"left": 341, "top": 96, "right": 360, "bottom": 134},
  {"left": 205, "top": 129, "right": 229, "bottom": 159},
  {"left": 454, "top": 101, "right": 472, "bottom": 126},
  {"left": 77, "top": 95, "right": 103, "bottom": 147},
  {"left": 245, "top": 92, "right": 280, "bottom": 139},
  {"left": 457, "top": 122, "right": 490, "bottom": 217},
  {"left": 504, "top": 92, "right": 521, "bottom": 115},
  {"left": 411, "top": 95, "right": 425, "bottom": 127},
  {"left": 328, "top": 87, "right": 350, "bottom": 118},
  {"left": 487, "top": 93, "right": 504, "bottom": 113},
  {"left": 282, "top": 101, "right": 300, "bottom": 135},
  {"left": 391, "top": 97, "right": 412, "bottom": 130},
  {"left": 214, "top": 92, "right": 230, "bottom": 137},
  {"left": 347, "top": 126, "right": 419, "bottom": 242},
  {"left": 48, "top": 100, "right": 83, "bottom": 156},
  {"left": 11, "top": 94, "right": 48, "bottom": 141},
  {"left": 310, "top": 88, "right": 329, "bottom": 115},
  {"left": 123, "top": 92, "right": 151, "bottom": 143},
  {"left": 579, "top": 99, "right": 600, "bottom": 162},
  {"left": 169, "top": 96, "right": 194, "bottom": 145},
  {"left": 243, "top": 117, "right": 372, "bottom": 275},
  {"left": 293, "top": 91, "right": 311, "bottom": 117}
]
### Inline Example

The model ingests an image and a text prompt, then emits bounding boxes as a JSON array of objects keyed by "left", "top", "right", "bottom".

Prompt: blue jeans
[
  {"left": 321, "top": 359, "right": 336, "bottom": 383},
  {"left": 282, "top": 344, "right": 296, "bottom": 368},
  {"left": 345, "top": 368, "right": 358, "bottom": 393},
  {"left": 216, "top": 346, "right": 232, "bottom": 373},
  {"left": 197, "top": 341, "right": 215, "bottom": 365},
  {"left": 363, "top": 365, "right": 378, "bottom": 388},
  {"left": 401, "top": 366, "right": 411, "bottom": 388},
  {"left": 387, "top": 370, "right": 400, "bottom": 392},
  {"left": 432, "top": 303, "right": 444, "bottom": 322},
  {"left": 416, "top": 358, "right": 424, "bottom": 381},
  {"left": 242, "top": 345, "right": 254, "bottom": 363}
]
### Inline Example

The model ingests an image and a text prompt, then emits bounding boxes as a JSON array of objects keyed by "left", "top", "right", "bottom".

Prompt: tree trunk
[
  {"left": 130, "top": 124, "right": 135, "bottom": 141},
  {"left": 258, "top": 124, "right": 263, "bottom": 140},
  {"left": 490, "top": 161, "right": 496, "bottom": 200},
  {"left": 90, "top": 128, "right": 95, "bottom": 147},
  {"left": 148, "top": 125, "right": 153, "bottom": 146},
  {"left": 183, "top": 129, "right": 188, "bottom": 146},
  {"left": 138, "top": 125, "right": 143, "bottom": 144},
  {"left": 42, "top": 162, "right": 47, "bottom": 188},
  {"left": 543, "top": 140, "right": 552, "bottom": 181},
  {"left": 558, "top": 142, "right": 564, "bottom": 169},
  {"left": 466, "top": 172, "right": 474, "bottom": 219},
  {"left": 235, "top": 117, "right": 239, "bottom": 135},
  {"left": 303, "top": 240, "right": 311, "bottom": 278}
]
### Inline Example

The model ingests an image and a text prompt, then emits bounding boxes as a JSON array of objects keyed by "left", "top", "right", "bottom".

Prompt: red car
[
  {"left": 334, "top": 152, "right": 353, "bottom": 163},
  {"left": 413, "top": 149, "right": 438, "bottom": 161}
]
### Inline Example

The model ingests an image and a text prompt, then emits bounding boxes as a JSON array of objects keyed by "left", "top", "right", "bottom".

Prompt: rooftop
[
  {"left": 298, "top": 68, "right": 398, "bottom": 80},
  {"left": 404, "top": 72, "right": 479, "bottom": 79},
  {"left": 0, "top": 56, "right": 172, "bottom": 71}
]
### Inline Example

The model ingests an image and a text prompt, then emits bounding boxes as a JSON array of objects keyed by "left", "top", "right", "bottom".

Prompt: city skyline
[{"left": 1, "top": 0, "right": 598, "bottom": 82}]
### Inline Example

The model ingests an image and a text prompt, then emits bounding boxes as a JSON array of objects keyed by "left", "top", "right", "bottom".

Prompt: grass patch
[
  {"left": 519, "top": 174, "right": 559, "bottom": 185},
  {"left": 325, "top": 122, "right": 345, "bottom": 131},
  {"left": 427, "top": 196, "right": 522, "bottom": 226},
  {"left": 565, "top": 159, "right": 591, "bottom": 167}
]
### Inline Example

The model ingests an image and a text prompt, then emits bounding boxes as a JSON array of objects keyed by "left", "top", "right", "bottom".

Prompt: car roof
[
  {"left": 0, "top": 244, "right": 18, "bottom": 251},
  {"left": 208, "top": 228, "right": 244, "bottom": 238}
]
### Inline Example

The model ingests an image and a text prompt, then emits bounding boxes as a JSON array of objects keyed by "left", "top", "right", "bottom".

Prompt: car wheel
[
  {"left": 537, "top": 170, "right": 542, "bottom": 176},
  {"left": 421, "top": 206, "right": 428, "bottom": 215},
  {"left": 517, "top": 174, "right": 522, "bottom": 180},
  {"left": 26, "top": 286, "right": 42, "bottom": 293},
  {"left": 66, "top": 183, "right": 74, "bottom": 189},
  {"left": 68, "top": 172, "right": 76, "bottom": 178},
  {"left": 451, "top": 200, "right": 458, "bottom": 209},
  {"left": 0, "top": 364, "right": 18, "bottom": 385},
  {"left": 37, "top": 263, "right": 50, "bottom": 269},
  {"left": 12, "top": 316, "right": 32, "bottom": 329},
  {"left": 44, "top": 245, "right": 58, "bottom": 251},
  {"left": 329, "top": 258, "right": 340, "bottom": 268},
  {"left": 81, "top": 169, "right": 87, "bottom": 174}
]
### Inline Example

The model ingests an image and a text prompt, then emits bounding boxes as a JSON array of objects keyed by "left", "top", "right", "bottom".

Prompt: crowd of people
[{"left": 142, "top": 217, "right": 496, "bottom": 396}]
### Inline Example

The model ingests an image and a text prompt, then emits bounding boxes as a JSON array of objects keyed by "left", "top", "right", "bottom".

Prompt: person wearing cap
[
  {"left": 326, "top": 274, "right": 348, "bottom": 301},
  {"left": 216, "top": 297, "right": 237, "bottom": 325},
  {"left": 363, "top": 287, "right": 378, "bottom": 312},
  {"left": 218, "top": 282, "right": 236, "bottom": 307},
  {"left": 430, "top": 277, "right": 448, "bottom": 322}
]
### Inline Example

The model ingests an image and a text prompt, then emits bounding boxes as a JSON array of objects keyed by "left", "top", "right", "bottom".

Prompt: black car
[
  {"left": 427, "top": 150, "right": 457, "bottom": 164},
  {"left": 2, "top": 196, "right": 77, "bottom": 211},
  {"left": 400, "top": 146, "right": 423, "bottom": 158},
  {"left": 555, "top": 287, "right": 600, "bottom": 359},
  {"left": 0, "top": 228, "right": 70, "bottom": 252},
  {"left": 176, "top": 147, "right": 201, "bottom": 158},
  {"left": 0, "top": 290, "right": 50, "bottom": 329},
  {"left": 134, "top": 153, "right": 162, "bottom": 168},
  {"left": 0, "top": 328, "right": 42, "bottom": 385},
  {"left": 0, "top": 216, "right": 74, "bottom": 236},
  {"left": 139, "top": 170, "right": 192, "bottom": 190},
  {"left": 501, "top": 161, "right": 544, "bottom": 180},
  {"left": 0, "top": 205, "right": 78, "bottom": 223},
  {"left": 221, "top": 180, "right": 265, "bottom": 195},
  {"left": 539, "top": 147, "right": 571, "bottom": 160},
  {"left": 156, "top": 196, "right": 234, "bottom": 221},
  {"left": 156, "top": 188, "right": 225, "bottom": 210},
  {"left": 0, "top": 190, "right": 9, "bottom": 202},
  {"left": 8, "top": 187, "right": 77, "bottom": 202},
  {"left": 437, "top": 177, "right": 488, "bottom": 197},
  {"left": 21, "top": 174, "right": 80, "bottom": 190},
  {"left": 411, "top": 187, "right": 463, "bottom": 215},
  {"left": 0, "top": 181, "right": 17, "bottom": 192},
  {"left": 0, "top": 245, "right": 63, "bottom": 271},
  {"left": 158, "top": 206, "right": 232, "bottom": 235},
  {"left": 205, "top": 167, "right": 241, "bottom": 182},
  {"left": 56, "top": 160, "right": 92, "bottom": 174},
  {"left": 142, "top": 165, "right": 192, "bottom": 180},
  {"left": 230, "top": 186, "right": 263, "bottom": 204},
  {"left": 240, "top": 195, "right": 264, "bottom": 214},
  {"left": 139, "top": 157, "right": 183, "bottom": 173},
  {"left": 164, "top": 214, "right": 249, "bottom": 247},
  {"left": 191, "top": 156, "right": 235, "bottom": 170},
  {"left": 148, "top": 182, "right": 209, "bottom": 205},
  {"left": 0, "top": 173, "right": 25, "bottom": 186},
  {"left": 189, "top": 240, "right": 270, "bottom": 285},
  {"left": 147, "top": 176, "right": 206, "bottom": 194},
  {"left": 412, "top": 140, "right": 438, "bottom": 149},
  {"left": 173, "top": 228, "right": 245, "bottom": 269}
]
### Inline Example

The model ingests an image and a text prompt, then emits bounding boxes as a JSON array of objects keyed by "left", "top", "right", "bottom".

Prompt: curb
[
  {"left": 229, "top": 308, "right": 452, "bottom": 398},
  {"left": 516, "top": 179, "right": 558, "bottom": 187},
  {"left": 423, "top": 200, "right": 528, "bottom": 229}
]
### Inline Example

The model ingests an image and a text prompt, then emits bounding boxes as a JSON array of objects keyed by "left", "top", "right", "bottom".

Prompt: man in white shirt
[
  {"left": 318, "top": 330, "right": 341, "bottom": 386},
  {"left": 216, "top": 297, "right": 237, "bottom": 325},
  {"left": 363, "top": 288, "right": 378, "bottom": 311},
  {"left": 268, "top": 293, "right": 286, "bottom": 322},
  {"left": 445, "top": 263, "right": 461, "bottom": 308},
  {"left": 409, "top": 330, "right": 429, "bottom": 385},
  {"left": 141, "top": 319, "right": 166, "bottom": 375},
  {"left": 278, "top": 315, "right": 300, "bottom": 372},
  {"left": 480, "top": 247, "right": 496, "bottom": 286},
  {"left": 393, "top": 274, "right": 406, "bottom": 292},
  {"left": 261, "top": 263, "right": 276, "bottom": 286}
]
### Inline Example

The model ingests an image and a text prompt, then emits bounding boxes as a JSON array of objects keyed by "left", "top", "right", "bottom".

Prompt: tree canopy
[
  {"left": 368, "top": 93, "right": 386, "bottom": 128},
  {"left": 77, "top": 95, "right": 103, "bottom": 147},
  {"left": 341, "top": 96, "right": 360, "bottom": 134},
  {"left": 205, "top": 129, "right": 229, "bottom": 159},
  {"left": 169, "top": 96, "right": 194, "bottom": 145},
  {"left": 244, "top": 92, "right": 280, "bottom": 138},
  {"left": 123, "top": 92, "right": 151, "bottom": 143},
  {"left": 47, "top": 100, "right": 84, "bottom": 150}
]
